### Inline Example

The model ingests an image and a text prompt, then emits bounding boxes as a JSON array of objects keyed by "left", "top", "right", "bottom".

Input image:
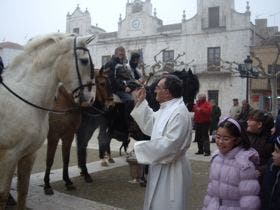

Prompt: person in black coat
[
  {"left": 247, "top": 109, "right": 275, "bottom": 181},
  {"left": 209, "top": 99, "right": 221, "bottom": 143},
  {"left": 104, "top": 46, "right": 132, "bottom": 94},
  {"left": 237, "top": 99, "right": 253, "bottom": 129},
  {"left": 128, "top": 52, "right": 142, "bottom": 81},
  {"left": 271, "top": 109, "right": 280, "bottom": 143},
  {"left": 261, "top": 136, "right": 280, "bottom": 210},
  {"left": 103, "top": 46, "right": 135, "bottom": 130}
]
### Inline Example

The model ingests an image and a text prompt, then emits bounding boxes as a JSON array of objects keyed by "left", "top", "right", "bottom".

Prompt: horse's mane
[
  {"left": 9, "top": 33, "right": 75, "bottom": 70},
  {"left": 172, "top": 69, "right": 199, "bottom": 111}
]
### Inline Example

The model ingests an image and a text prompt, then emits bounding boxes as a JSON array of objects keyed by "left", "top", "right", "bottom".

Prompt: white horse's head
[{"left": 23, "top": 33, "right": 96, "bottom": 105}]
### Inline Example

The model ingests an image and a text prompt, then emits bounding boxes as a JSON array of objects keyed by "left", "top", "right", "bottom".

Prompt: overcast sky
[{"left": 1, "top": 0, "right": 280, "bottom": 45}]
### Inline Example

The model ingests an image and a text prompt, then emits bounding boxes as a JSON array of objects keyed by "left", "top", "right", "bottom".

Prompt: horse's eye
[{"left": 80, "top": 58, "right": 88, "bottom": 66}]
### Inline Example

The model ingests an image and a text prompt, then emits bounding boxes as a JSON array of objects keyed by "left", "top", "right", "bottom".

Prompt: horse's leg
[
  {"left": 44, "top": 135, "right": 59, "bottom": 195},
  {"left": 6, "top": 193, "right": 17, "bottom": 206},
  {"left": 76, "top": 114, "right": 95, "bottom": 183},
  {"left": 119, "top": 143, "right": 124, "bottom": 156},
  {"left": 119, "top": 137, "right": 130, "bottom": 156},
  {"left": 0, "top": 153, "right": 16, "bottom": 210},
  {"left": 17, "top": 153, "right": 36, "bottom": 210},
  {"left": 107, "top": 138, "right": 115, "bottom": 164},
  {"left": 98, "top": 116, "right": 111, "bottom": 166},
  {"left": 61, "top": 134, "right": 76, "bottom": 190},
  {"left": 104, "top": 130, "right": 114, "bottom": 163}
]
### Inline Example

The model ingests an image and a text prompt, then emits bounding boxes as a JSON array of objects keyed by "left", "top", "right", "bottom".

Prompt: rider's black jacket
[{"left": 103, "top": 56, "right": 132, "bottom": 93}]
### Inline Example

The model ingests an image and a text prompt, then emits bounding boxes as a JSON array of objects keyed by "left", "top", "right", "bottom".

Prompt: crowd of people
[
  {"left": 132, "top": 82, "right": 280, "bottom": 210},
  {"left": 100, "top": 46, "right": 279, "bottom": 210},
  {"left": 131, "top": 75, "right": 279, "bottom": 209},
  {"left": 191, "top": 96, "right": 278, "bottom": 209}
]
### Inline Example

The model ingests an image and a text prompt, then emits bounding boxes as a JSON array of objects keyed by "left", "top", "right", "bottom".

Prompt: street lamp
[{"left": 244, "top": 56, "right": 253, "bottom": 101}]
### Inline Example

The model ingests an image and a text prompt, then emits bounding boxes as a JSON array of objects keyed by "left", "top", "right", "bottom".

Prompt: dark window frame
[
  {"left": 209, "top": 7, "right": 219, "bottom": 28},
  {"left": 162, "top": 50, "right": 174, "bottom": 63},
  {"left": 208, "top": 90, "right": 219, "bottom": 106},
  {"left": 207, "top": 47, "right": 221, "bottom": 71},
  {"left": 101, "top": 55, "right": 111, "bottom": 66},
  {"left": 73, "top": 28, "right": 80, "bottom": 35}
]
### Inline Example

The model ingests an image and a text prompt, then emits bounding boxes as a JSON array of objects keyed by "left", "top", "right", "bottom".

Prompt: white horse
[{"left": 0, "top": 33, "right": 95, "bottom": 210}]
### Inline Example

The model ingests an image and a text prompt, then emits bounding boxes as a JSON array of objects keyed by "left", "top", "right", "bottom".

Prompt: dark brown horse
[{"left": 43, "top": 69, "right": 114, "bottom": 195}]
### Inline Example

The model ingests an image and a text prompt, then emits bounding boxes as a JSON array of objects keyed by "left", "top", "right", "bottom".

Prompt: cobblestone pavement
[{"left": 8, "top": 132, "right": 217, "bottom": 210}]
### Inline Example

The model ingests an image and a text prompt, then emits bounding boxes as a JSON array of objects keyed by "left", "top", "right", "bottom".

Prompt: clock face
[{"left": 131, "top": 19, "right": 141, "bottom": 30}]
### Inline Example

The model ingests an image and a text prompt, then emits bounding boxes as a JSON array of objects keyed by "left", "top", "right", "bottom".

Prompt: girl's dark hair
[
  {"left": 218, "top": 119, "right": 251, "bottom": 150},
  {"left": 248, "top": 109, "right": 274, "bottom": 134}
]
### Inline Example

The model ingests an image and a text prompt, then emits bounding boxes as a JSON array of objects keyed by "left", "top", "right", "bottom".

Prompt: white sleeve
[{"left": 130, "top": 100, "right": 155, "bottom": 136}]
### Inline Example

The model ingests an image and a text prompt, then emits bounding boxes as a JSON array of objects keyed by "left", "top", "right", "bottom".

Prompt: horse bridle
[
  {"left": 0, "top": 37, "right": 95, "bottom": 114},
  {"left": 72, "top": 36, "right": 95, "bottom": 95}
]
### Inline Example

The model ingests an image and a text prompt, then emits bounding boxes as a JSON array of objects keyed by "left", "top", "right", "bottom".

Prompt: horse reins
[{"left": 0, "top": 37, "right": 94, "bottom": 114}]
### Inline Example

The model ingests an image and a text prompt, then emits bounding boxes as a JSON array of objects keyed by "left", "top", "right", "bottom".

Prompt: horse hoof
[
  {"left": 84, "top": 174, "right": 93, "bottom": 183},
  {"left": 108, "top": 158, "right": 115, "bottom": 163},
  {"left": 44, "top": 187, "right": 54, "bottom": 195},
  {"left": 6, "top": 193, "right": 17, "bottom": 206},
  {"left": 66, "top": 183, "right": 76, "bottom": 191},
  {"left": 101, "top": 161, "right": 108, "bottom": 167}
]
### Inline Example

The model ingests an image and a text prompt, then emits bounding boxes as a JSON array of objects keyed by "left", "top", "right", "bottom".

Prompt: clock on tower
[{"left": 131, "top": 18, "right": 141, "bottom": 30}]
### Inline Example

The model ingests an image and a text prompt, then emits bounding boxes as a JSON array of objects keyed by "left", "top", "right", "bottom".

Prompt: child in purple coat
[{"left": 203, "top": 117, "right": 260, "bottom": 210}]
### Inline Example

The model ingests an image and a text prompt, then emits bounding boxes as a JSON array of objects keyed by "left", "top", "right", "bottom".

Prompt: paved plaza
[{"left": 9, "top": 132, "right": 217, "bottom": 210}]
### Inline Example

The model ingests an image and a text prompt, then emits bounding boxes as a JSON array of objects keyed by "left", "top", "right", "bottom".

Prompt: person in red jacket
[{"left": 193, "top": 93, "right": 213, "bottom": 156}]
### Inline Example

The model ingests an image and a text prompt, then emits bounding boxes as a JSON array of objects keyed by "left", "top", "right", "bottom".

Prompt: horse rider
[
  {"left": 128, "top": 52, "right": 144, "bottom": 85},
  {"left": 103, "top": 47, "right": 139, "bottom": 130}
]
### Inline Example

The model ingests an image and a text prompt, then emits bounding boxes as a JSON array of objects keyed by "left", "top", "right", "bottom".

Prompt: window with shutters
[
  {"left": 207, "top": 47, "right": 221, "bottom": 71},
  {"left": 208, "top": 90, "right": 219, "bottom": 106},
  {"left": 73, "top": 28, "right": 80, "bottom": 35},
  {"left": 162, "top": 50, "right": 174, "bottom": 62},
  {"left": 209, "top": 7, "right": 219, "bottom": 28},
  {"left": 101, "top": 55, "right": 111, "bottom": 66}
]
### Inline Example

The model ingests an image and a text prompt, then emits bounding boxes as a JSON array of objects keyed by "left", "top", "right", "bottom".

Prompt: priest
[{"left": 131, "top": 74, "right": 192, "bottom": 210}]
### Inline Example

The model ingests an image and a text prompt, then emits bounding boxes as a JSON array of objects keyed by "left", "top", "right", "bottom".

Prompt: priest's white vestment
[{"left": 131, "top": 97, "right": 192, "bottom": 210}]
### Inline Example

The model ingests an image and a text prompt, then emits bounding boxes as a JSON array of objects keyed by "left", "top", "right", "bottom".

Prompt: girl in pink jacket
[{"left": 203, "top": 117, "right": 261, "bottom": 210}]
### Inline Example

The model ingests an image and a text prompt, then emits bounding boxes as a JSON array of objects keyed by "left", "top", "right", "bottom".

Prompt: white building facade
[
  {"left": 66, "top": 0, "right": 255, "bottom": 116},
  {"left": 0, "top": 42, "right": 23, "bottom": 68}
]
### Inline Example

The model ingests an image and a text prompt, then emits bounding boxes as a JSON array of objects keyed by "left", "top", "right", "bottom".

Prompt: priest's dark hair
[{"left": 161, "top": 74, "right": 183, "bottom": 98}]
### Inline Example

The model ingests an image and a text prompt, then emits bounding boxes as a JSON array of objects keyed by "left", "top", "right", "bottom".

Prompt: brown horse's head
[
  {"left": 95, "top": 69, "right": 114, "bottom": 108},
  {"left": 53, "top": 84, "right": 77, "bottom": 109}
]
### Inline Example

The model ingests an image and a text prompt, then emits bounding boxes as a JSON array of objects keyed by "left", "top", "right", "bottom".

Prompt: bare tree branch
[
  {"left": 250, "top": 50, "right": 265, "bottom": 71},
  {"left": 250, "top": 50, "right": 271, "bottom": 78},
  {"left": 153, "top": 47, "right": 168, "bottom": 63}
]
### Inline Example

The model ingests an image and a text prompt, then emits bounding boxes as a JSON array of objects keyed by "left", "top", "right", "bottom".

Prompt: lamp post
[{"left": 244, "top": 55, "right": 253, "bottom": 101}]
